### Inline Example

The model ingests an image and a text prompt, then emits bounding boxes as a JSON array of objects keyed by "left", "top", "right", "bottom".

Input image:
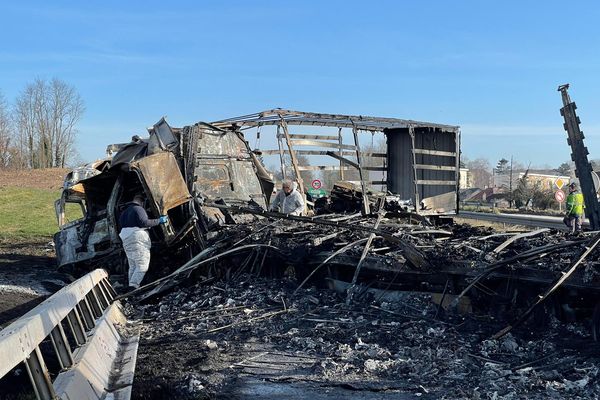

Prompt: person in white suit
[
  {"left": 270, "top": 180, "right": 305, "bottom": 216},
  {"left": 118, "top": 194, "right": 168, "bottom": 289}
]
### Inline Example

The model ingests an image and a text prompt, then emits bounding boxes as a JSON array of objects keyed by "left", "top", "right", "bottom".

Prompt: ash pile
[{"left": 127, "top": 212, "right": 600, "bottom": 399}]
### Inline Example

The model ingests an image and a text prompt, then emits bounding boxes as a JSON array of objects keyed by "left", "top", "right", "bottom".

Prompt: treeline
[{"left": 0, "top": 78, "right": 84, "bottom": 169}]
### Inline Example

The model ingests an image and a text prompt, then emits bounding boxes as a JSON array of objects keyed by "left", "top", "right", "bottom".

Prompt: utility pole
[
  {"left": 558, "top": 84, "right": 600, "bottom": 230},
  {"left": 509, "top": 155, "right": 513, "bottom": 208}
]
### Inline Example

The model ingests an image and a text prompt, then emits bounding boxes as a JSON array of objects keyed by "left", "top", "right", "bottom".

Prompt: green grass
[{"left": 0, "top": 187, "right": 64, "bottom": 240}]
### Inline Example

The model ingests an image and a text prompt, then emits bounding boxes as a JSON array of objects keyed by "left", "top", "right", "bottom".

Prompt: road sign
[
  {"left": 308, "top": 188, "right": 326, "bottom": 198},
  {"left": 555, "top": 189, "right": 565, "bottom": 203},
  {"left": 555, "top": 178, "right": 566, "bottom": 190},
  {"left": 311, "top": 179, "right": 322, "bottom": 190}
]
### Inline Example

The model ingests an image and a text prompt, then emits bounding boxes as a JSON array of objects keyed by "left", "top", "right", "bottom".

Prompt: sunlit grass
[{"left": 0, "top": 187, "right": 64, "bottom": 240}]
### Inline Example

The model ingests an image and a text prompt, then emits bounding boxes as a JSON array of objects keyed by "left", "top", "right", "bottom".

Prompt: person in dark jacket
[{"left": 119, "top": 194, "right": 168, "bottom": 288}]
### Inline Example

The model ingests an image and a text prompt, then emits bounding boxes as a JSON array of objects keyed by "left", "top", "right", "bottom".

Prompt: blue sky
[{"left": 2, "top": 1, "right": 600, "bottom": 167}]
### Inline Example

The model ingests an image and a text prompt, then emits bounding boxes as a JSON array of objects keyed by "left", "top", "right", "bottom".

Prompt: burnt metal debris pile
[
  {"left": 44, "top": 101, "right": 600, "bottom": 399},
  {"left": 125, "top": 212, "right": 600, "bottom": 399}
]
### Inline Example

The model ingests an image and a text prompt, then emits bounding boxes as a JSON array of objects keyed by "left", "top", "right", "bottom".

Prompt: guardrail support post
[
  {"left": 78, "top": 301, "right": 94, "bottom": 330},
  {"left": 96, "top": 282, "right": 112, "bottom": 306},
  {"left": 86, "top": 292, "right": 102, "bottom": 319},
  {"left": 66, "top": 309, "right": 87, "bottom": 346},
  {"left": 50, "top": 325, "right": 73, "bottom": 370},
  {"left": 24, "top": 347, "right": 56, "bottom": 400},
  {"left": 101, "top": 279, "right": 117, "bottom": 300},
  {"left": 93, "top": 287, "right": 108, "bottom": 310}
]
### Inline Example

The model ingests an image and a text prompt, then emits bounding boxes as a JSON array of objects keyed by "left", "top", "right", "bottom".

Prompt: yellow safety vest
[{"left": 566, "top": 192, "right": 584, "bottom": 216}]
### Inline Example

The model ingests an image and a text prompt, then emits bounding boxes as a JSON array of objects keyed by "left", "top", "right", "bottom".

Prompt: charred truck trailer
[
  {"left": 54, "top": 110, "right": 460, "bottom": 274},
  {"left": 212, "top": 109, "right": 461, "bottom": 216},
  {"left": 54, "top": 119, "right": 273, "bottom": 274}
]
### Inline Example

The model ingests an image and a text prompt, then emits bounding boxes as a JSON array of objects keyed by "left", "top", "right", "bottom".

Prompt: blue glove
[{"left": 158, "top": 215, "right": 168, "bottom": 224}]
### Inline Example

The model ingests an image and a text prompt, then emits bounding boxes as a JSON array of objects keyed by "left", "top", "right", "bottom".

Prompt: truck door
[{"left": 130, "top": 152, "right": 193, "bottom": 243}]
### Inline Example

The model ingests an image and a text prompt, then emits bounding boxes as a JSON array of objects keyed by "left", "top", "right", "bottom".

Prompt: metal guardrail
[
  {"left": 0, "top": 269, "right": 137, "bottom": 400},
  {"left": 459, "top": 211, "right": 590, "bottom": 230}
]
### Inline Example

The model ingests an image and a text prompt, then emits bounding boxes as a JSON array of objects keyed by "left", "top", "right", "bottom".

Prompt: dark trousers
[{"left": 565, "top": 214, "right": 583, "bottom": 232}]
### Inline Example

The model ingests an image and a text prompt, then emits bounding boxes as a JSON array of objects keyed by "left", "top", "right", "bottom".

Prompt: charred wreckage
[
  {"left": 11, "top": 107, "right": 600, "bottom": 398},
  {"left": 53, "top": 109, "right": 461, "bottom": 276}
]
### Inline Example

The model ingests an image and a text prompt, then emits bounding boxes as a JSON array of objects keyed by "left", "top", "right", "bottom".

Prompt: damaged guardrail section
[{"left": 0, "top": 269, "right": 139, "bottom": 400}]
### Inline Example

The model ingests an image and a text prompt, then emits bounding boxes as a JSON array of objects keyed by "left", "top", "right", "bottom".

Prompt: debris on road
[
  {"left": 126, "top": 211, "right": 600, "bottom": 399},
  {"left": 132, "top": 271, "right": 600, "bottom": 399},
  {"left": 38, "top": 108, "right": 600, "bottom": 398}
]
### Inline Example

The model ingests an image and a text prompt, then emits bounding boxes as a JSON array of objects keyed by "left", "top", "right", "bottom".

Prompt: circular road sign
[
  {"left": 555, "top": 189, "right": 565, "bottom": 203},
  {"left": 311, "top": 179, "right": 322, "bottom": 190}
]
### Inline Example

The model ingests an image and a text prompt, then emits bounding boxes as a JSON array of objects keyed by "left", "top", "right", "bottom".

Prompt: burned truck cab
[
  {"left": 54, "top": 160, "right": 120, "bottom": 271},
  {"left": 54, "top": 118, "right": 272, "bottom": 274},
  {"left": 55, "top": 162, "right": 193, "bottom": 274},
  {"left": 182, "top": 122, "right": 273, "bottom": 230}
]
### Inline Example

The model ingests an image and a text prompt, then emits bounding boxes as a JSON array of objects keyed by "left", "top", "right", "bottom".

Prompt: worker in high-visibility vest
[{"left": 565, "top": 182, "right": 585, "bottom": 233}]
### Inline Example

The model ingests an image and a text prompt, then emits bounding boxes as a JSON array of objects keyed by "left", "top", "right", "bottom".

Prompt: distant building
[
  {"left": 493, "top": 170, "right": 570, "bottom": 192},
  {"left": 526, "top": 173, "right": 570, "bottom": 191},
  {"left": 459, "top": 168, "right": 472, "bottom": 189}
]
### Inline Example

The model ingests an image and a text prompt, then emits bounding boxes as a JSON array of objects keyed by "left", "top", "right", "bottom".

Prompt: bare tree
[
  {"left": 14, "top": 84, "right": 37, "bottom": 168},
  {"left": 14, "top": 78, "right": 84, "bottom": 168},
  {"left": 50, "top": 79, "right": 84, "bottom": 167},
  {"left": 0, "top": 92, "right": 12, "bottom": 167},
  {"left": 272, "top": 154, "right": 316, "bottom": 189},
  {"left": 466, "top": 158, "right": 492, "bottom": 188}
]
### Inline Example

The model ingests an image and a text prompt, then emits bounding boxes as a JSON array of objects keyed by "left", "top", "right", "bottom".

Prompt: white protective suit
[
  {"left": 119, "top": 227, "right": 152, "bottom": 288},
  {"left": 270, "top": 186, "right": 305, "bottom": 215}
]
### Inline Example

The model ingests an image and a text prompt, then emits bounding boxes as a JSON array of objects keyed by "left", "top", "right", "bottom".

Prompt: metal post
[
  {"left": 346, "top": 200, "right": 385, "bottom": 304},
  {"left": 101, "top": 278, "right": 117, "bottom": 300},
  {"left": 255, "top": 124, "right": 261, "bottom": 149},
  {"left": 97, "top": 280, "right": 113, "bottom": 304},
  {"left": 66, "top": 309, "right": 87, "bottom": 346},
  {"left": 24, "top": 347, "right": 55, "bottom": 400},
  {"left": 276, "top": 124, "right": 287, "bottom": 180},
  {"left": 509, "top": 155, "right": 514, "bottom": 208},
  {"left": 455, "top": 129, "right": 461, "bottom": 214},
  {"left": 558, "top": 84, "right": 600, "bottom": 230},
  {"left": 280, "top": 117, "right": 305, "bottom": 196},
  {"left": 93, "top": 286, "right": 109, "bottom": 310},
  {"left": 86, "top": 292, "right": 102, "bottom": 319},
  {"left": 78, "top": 301, "right": 94, "bottom": 330},
  {"left": 49, "top": 324, "right": 73, "bottom": 370},
  {"left": 338, "top": 127, "right": 344, "bottom": 181},
  {"left": 409, "top": 125, "right": 420, "bottom": 211},
  {"left": 351, "top": 124, "right": 370, "bottom": 215}
]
